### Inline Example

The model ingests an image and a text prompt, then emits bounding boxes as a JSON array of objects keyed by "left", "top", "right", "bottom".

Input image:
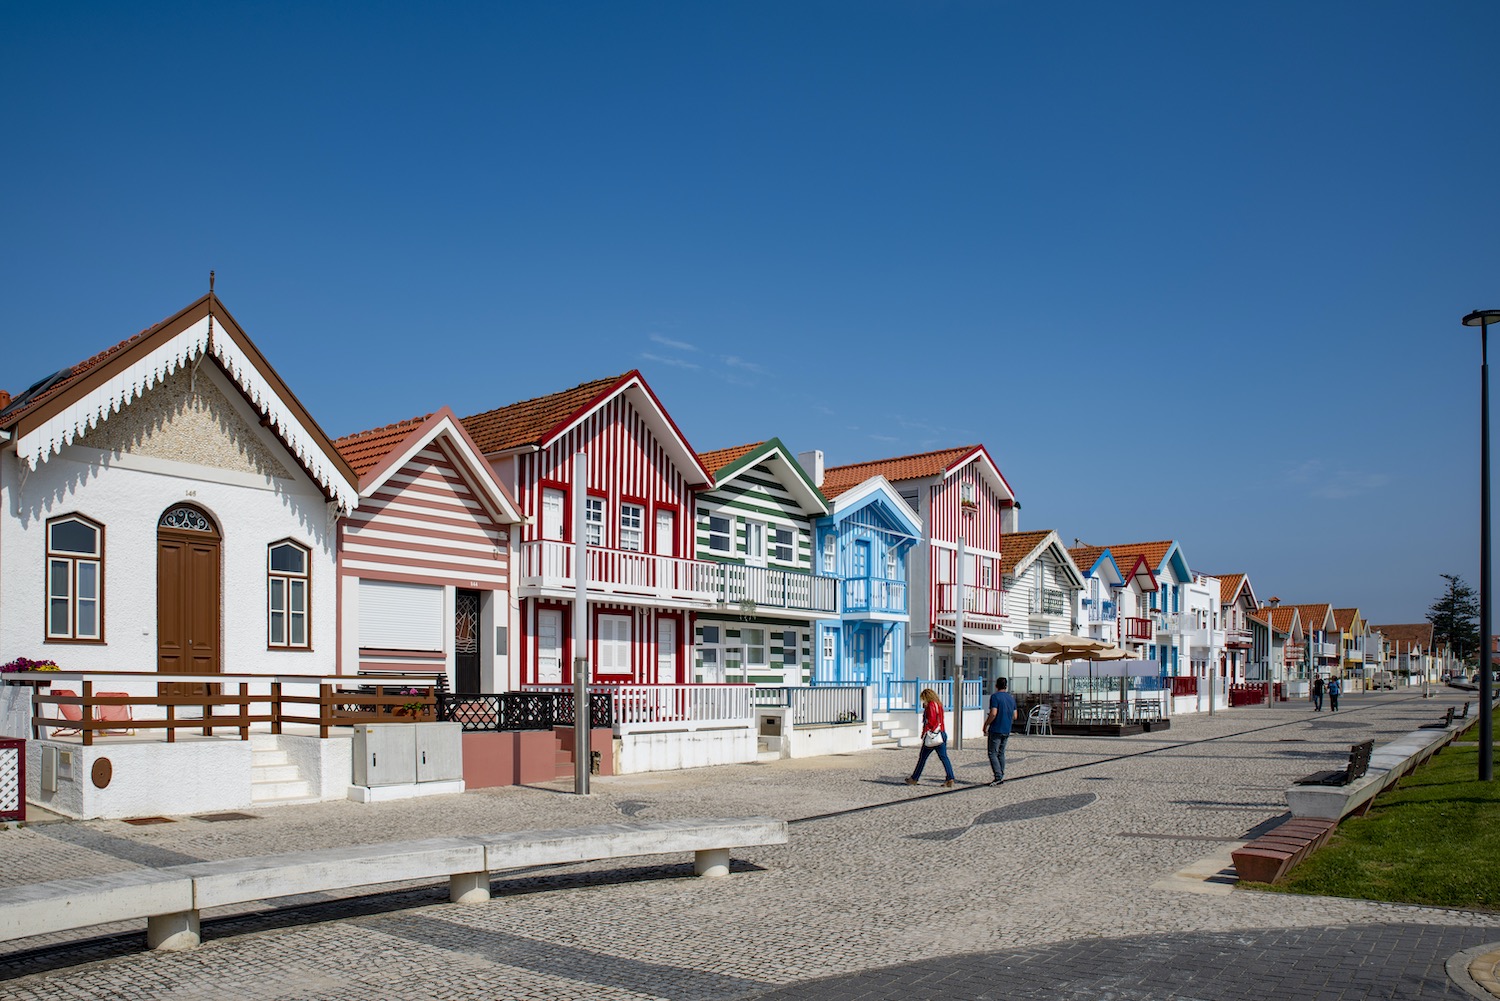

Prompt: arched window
[
  {"left": 46, "top": 515, "right": 104, "bottom": 641},
  {"left": 268, "top": 540, "right": 310, "bottom": 649}
]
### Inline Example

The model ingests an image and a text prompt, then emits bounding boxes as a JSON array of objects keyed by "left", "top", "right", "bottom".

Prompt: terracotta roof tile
[
  {"left": 1000, "top": 530, "right": 1053, "bottom": 575},
  {"left": 1098, "top": 541, "right": 1175, "bottom": 573},
  {"left": 1068, "top": 545, "right": 1109, "bottom": 574},
  {"left": 1332, "top": 607, "right": 1361, "bottom": 631},
  {"left": 460, "top": 374, "right": 628, "bottom": 454},
  {"left": 334, "top": 414, "right": 435, "bottom": 477},
  {"left": 820, "top": 445, "right": 977, "bottom": 499},
  {"left": 698, "top": 442, "right": 763, "bottom": 478},
  {"left": 1369, "top": 623, "right": 1433, "bottom": 651},
  {"left": 1254, "top": 605, "right": 1300, "bottom": 633},
  {"left": 0, "top": 308, "right": 182, "bottom": 429},
  {"left": 1216, "top": 573, "right": 1247, "bottom": 606},
  {"left": 1287, "top": 603, "right": 1334, "bottom": 631}
]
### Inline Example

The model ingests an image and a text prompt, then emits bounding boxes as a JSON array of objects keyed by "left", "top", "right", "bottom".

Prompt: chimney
[
  {"left": 0, "top": 390, "right": 9, "bottom": 411},
  {"left": 1267, "top": 596, "right": 1281, "bottom": 607},
  {"left": 797, "top": 449, "right": 824, "bottom": 487}
]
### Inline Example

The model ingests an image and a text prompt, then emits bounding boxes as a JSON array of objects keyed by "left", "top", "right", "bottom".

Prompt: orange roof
[
  {"left": 698, "top": 442, "right": 763, "bottom": 477},
  {"left": 1100, "top": 541, "right": 1174, "bottom": 574},
  {"left": 1288, "top": 603, "right": 1334, "bottom": 631},
  {"left": 0, "top": 305, "right": 184, "bottom": 429},
  {"left": 1370, "top": 623, "right": 1433, "bottom": 651},
  {"left": 1000, "top": 530, "right": 1053, "bottom": 574},
  {"left": 1068, "top": 545, "right": 1108, "bottom": 574},
  {"left": 1216, "top": 573, "right": 1247, "bottom": 605},
  {"left": 821, "top": 445, "right": 976, "bottom": 499},
  {"left": 461, "top": 374, "right": 628, "bottom": 454},
  {"left": 1254, "top": 605, "right": 1300, "bottom": 634},
  {"left": 334, "top": 414, "right": 434, "bottom": 477},
  {"left": 1332, "top": 607, "right": 1361, "bottom": 631}
]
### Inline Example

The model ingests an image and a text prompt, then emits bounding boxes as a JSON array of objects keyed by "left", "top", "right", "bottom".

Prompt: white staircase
[
  {"left": 249, "top": 733, "right": 317, "bottom": 806},
  {"left": 755, "top": 736, "right": 782, "bottom": 762},
  {"left": 870, "top": 711, "right": 920, "bottom": 749}
]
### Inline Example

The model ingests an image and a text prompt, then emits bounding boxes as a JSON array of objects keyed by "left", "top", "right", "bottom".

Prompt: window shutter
[{"left": 358, "top": 579, "right": 444, "bottom": 650}]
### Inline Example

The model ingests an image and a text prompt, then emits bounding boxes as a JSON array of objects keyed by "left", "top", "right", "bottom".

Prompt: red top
[{"left": 922, "top": 700, "right": 944, "bottom": 734}]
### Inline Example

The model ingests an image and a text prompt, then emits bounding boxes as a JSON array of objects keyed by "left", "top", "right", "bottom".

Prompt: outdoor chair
[
  {"left": 47, "top": 687, "right": 83, "bottom": 737},
  {"left": 1026, "top": 703, "right": 1053, "bottom": 736},
  {"left": 96, "top": 692, "right": 135, "bottom": 736}
]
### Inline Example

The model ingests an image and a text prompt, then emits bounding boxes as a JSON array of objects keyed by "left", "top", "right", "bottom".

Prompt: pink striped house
[
  {"left": 822, "top": 445, "right": 1017, "bottom": 684},
  {"left": 333, "top": 409, "right": 523, "bottom": 691},
  {"left": 460, "top": 372, "right": 715, "bottom": 686}
]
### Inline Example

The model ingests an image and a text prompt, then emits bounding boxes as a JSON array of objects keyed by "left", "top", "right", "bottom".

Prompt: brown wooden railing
[{"left": 19, "top": 672, "right": 440, "bottom": 745}]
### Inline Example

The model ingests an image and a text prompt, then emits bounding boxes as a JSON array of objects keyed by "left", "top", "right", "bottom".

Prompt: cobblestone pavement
[{"left": 1, "top": 690, "right": 1494, "bottom": 1000}]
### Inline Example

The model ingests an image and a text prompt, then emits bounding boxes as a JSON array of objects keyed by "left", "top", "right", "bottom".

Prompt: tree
[{"left": 1427, "top": 573, "right": 1480, "bottom": 665}]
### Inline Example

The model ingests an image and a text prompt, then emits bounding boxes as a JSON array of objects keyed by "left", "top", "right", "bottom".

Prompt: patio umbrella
[
  {"left": 1013, "top": 635, "right": 1109, "bottom": 656},
  {"left": 1050, "top": 645, "right": 1133, "bottom": 713}
]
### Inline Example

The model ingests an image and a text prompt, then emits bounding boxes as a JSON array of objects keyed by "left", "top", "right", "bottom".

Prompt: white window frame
[
  {"left": 267, "top": 540, "right": 311, "bottom": 649},
  {"left": 708, "top": 513, "right": 733, "bottom": 554},
  {"left": 743, "top": 627, "right": 768, "bottom": 667},
  {"left": 584, "top": 496, "right": 605, "bottom": 546},
  {"left": 823, "top": 533, "right": 837, "bottom": 573},
  {"left": 598, "top": 613, "right": 633, "bottom": 674},
  {"left": 46, "top": 515, "right": 102, "bottom": 641},
  {"left": 744, "top": 520, "right": 767, "bottom": 565},
  {"left": 781, "top": 630, "right": 799, "bottom": 666},
  {"left": 619, "top": 503, "right": 644, "bottom": 552},
  {"left": 771, "top": 526, "right": 795, "bottom": 564},
  {"left": 822, "top": 629, "right": 837, "bottom": 666},
  {"left": 541, "top": 488, "right": 565, "bottom": 541}
]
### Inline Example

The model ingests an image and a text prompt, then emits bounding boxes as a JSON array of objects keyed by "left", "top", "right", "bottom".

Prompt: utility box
[
  {"left": 414, "top": 723, "right": 463, "bottom": 782},
  {"left": 759, "top": 712, "right": 784, "bottom": 737},
  {"left": 353, "top": 724, "right": 416, "bottom": 787}
]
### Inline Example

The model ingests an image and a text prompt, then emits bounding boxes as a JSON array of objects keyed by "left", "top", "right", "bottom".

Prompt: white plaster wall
[
  {"left": 26, "top": 738, "right": 253, "bottom": 819},
  {"left": 276, "top": 732, "right": 353, "bottom": 800},
  {"left": 785, "top": 723, "right": 870, "bottom": 758},
  {"left": 615, "top": 727, "right": 756, "bottom": 774},
  {"left": 1, "top": 366, "right": 338, "bottom": 674}
]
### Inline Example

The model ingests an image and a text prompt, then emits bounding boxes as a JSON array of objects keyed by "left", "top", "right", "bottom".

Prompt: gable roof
[
  {"left": 821, "top": 444, "right": 1016, "bottom": 505},
  {"left": 1001, "top": 530, "right": 1084, "bottom": 588},
  {"left": 821, "top": 474, "right": 923, "bottom": 542},
  {"left": 1213, "top": 573, "right": 1254, "bottom": 607},
  {"left": 1370, "top": 623, "right": 1433, "bottom": 651},
  {"left": 0, "top": 294, "right": 359, "bottom": 509},
  {"left": 1332, "top": 607, "right": 1363, "bottom": 632},
  {"left": 1288, "top": 603, "right": 1337, "bottom": 633},
  {"left": 335, "top": 407, "right": 522, "bottom": 524},
  {"left": 697, "top": 438, "right": 828, "bottom": 516},
  {"left": 1068, "top": 545, "right": 1124, "bottom": 586},
  {"left": 1098, "top": 541, "right": 1193, "bottom": 583},
  {"left": 460, "top": 370, "right": 711, "bottom": 486},
  {"left": 1252, "top": 604, "right": 1302, "bottom": 637}
]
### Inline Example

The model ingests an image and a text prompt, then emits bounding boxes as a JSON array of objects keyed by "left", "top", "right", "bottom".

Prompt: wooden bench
[
  {"left": 1294, "top": 739, "right": 1374, "bottom": 786},
  {"left": 1231, "top": 817, "right": 1338, "bottom": 884},
  {"left": 1421, "top": 707, "right": 1456, "bottom": 730},
  {"left": 0, "top": 816, "right": 786, "bottom": 951}
]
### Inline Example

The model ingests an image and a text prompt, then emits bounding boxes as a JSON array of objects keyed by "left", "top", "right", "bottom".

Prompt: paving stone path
[{"left": 1, "top": 690, "right": 1494, "bottom": 1000}]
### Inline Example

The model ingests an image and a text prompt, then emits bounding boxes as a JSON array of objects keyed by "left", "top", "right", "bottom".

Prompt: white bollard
[{"left": 694, "top": 848, "right": 730, "bottom": 878}]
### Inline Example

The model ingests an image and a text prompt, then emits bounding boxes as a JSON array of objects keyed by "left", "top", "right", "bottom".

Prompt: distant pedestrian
[
  {"left": 1312, "top": 675, "right": 1325, "bottom": 712},
  {"left": 906, "top": 688, "right": 955, "bottom": 787},
  {"left": 1328, "top": 676, "right": 1341, "bottom": 712},
  {"left": 983, "top": 677, "right": 1019, "bottom": 786}
]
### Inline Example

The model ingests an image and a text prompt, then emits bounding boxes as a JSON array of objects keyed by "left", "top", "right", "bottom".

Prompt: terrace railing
[
  {"left": 525, "top": 683, "right": 754, "bottom": 734},
  {"left": 518, "top": 540, "right": 720, "bottom": 603},
  {"left": 843, "top": 576, "right": 907, "bottom": 614},
  {"left": 878, "top": 679, "right": 984, "bottom": 713},
  {"left": 1083, "top": 598, "right": 1117, "bottom": 623},
  {"left": 933, "top": 584, "right": 1005, "bottom": 620},
  {"left": 437, "top": 691, "right": 612, "bottom": 732},
  {"left": 1121, "top": 616, "right": 1154, "bottom": 641},
  {"left": 0, "top": 737, "right": 23, "bottom": 822},
  {"left": 715, "top": 563, "right": 838, "bottom": 614},
  {"left": 753, "top": 685, "right": 867, "bottom": 725}
]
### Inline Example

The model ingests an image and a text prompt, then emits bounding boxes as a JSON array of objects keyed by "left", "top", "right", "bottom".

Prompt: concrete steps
[
  {"left": 871, "top": 712, "right": 919, "bottom": 749},
  {"left": 250, "top": 734, "right": 317, "bottom": 806}
]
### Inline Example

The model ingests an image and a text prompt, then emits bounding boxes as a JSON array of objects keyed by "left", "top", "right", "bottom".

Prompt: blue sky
[{"left": 4, "top": 2, "right": 1499, "bottom": 625}]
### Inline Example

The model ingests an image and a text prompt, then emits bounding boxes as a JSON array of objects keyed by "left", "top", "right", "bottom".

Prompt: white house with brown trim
[{"left": 0, "top": 294, "right": 358, "bottom": 681}]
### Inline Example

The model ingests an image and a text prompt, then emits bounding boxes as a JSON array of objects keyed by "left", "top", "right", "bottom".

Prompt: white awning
[{"left": 933, "top": 626, "right": 1014, "bottom": 652}]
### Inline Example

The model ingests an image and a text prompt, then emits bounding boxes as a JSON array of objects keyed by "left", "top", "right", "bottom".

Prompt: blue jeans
[
  {"left": 1313, "top": 693, "right": 1323, "bottom": 711},
  {"left": 911, "top": 732, "right": 955, "bottom": 781},
  {"left": 987, "top": 731, "right": 1010, "bottom": 780}
]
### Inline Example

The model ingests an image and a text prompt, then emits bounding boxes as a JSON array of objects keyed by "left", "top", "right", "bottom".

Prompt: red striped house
[
  {"left": 823, "top": 445, "right": 1017, "bottom": 680},
  {"left": 333, "top": 408, "right": 523, "bottom": 691},
  {"left": 461, "top": 372, "right": 714, "bottom": 686}
]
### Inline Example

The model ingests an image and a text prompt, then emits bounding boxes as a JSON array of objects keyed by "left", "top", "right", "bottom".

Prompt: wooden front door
[
  {"left": 455, "top": 589, "right": 481, "bottom": 693},
  {"left": 157, "top": 504, "right": 222, "bottom": 696}
]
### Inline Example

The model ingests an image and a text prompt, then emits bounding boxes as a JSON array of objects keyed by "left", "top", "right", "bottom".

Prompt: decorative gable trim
[
  {"left": 357, "top": 408, "right": 523, "bottom": 525},
  {"left": 538, "top": 371, "right": 712, "bottom": 488},
  {"left": 710, "top": 438, "right": 829, "bottom": 516}
]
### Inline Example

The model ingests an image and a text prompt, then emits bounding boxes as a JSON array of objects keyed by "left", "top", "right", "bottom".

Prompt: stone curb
[{"left": 1447, "top": 943, "right": 1500, "bottom": 1000}]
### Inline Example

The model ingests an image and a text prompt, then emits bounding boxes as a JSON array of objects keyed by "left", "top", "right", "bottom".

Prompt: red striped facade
[
  {"left": 926, "top": 455, "right": 1011, "bottom": 631},
  {"left": 504, "top": 392, "right": 700, "bottom": 685}
]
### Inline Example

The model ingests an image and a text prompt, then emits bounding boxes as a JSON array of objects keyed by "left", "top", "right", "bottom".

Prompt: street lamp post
[{"left": 1462, "top": 309, "right": 1499, "bottom": 782}]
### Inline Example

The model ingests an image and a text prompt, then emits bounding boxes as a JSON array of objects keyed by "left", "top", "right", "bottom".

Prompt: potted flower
[{"left": 1, "top": 657, "right": 60, "bottom": 688}]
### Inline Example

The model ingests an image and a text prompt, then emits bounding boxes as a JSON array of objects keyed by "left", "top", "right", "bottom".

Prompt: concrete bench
[
  {"left": 0, "top": 816, "right": 786, "bottom": 952},
  {"left": 1285, "top": 722, "right": 1464, "bottom": 822}
]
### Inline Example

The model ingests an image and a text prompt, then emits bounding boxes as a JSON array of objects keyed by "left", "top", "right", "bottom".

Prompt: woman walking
[{"left": 906, "top": 687, "right": 956, "bottom": 788}]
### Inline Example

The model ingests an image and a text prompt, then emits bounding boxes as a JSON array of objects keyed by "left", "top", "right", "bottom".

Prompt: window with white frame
[
  {"left": 886, "top": 548, "right": 899, "bottom": 580},
  {"left": 46, "top": 515, "right": 102, "bottom": 640},
  {"left": 744, "top": 627, "right": 767, "bottom": 667},
  {"left": 781, "top": 630, "right": 798, "bottom": 666},
  {"left": 268, "top": 540, "right": 310, "bottom": 648},
  {"left": 699, "top": 625, "right": 721, "bottom": 669},
  {"left": 619, "top": 504, "right": 644, "bottom": 551},
  {"left": 745, "top": 520, "right": 766, "bottom": 563},
  {"left": 822, "top": 629, "right": 837, "bottom": 665},
  {"left": 823, "top": 533, "right": 837, "bottom": 573},
  {"left": 708, "top": 514, "right": 733, "bottom": 553},
  {"left": 598, "top": 614, "right": 632, "bottom": 673},
  {"left": 981, "top": 559, "right": 994, "bottom": 588},
  {"left": 584, "top": 496, "right": 605, "bottom": 546},
  {"left": 771, "top": 526, "right": 795, "bottom": 563}
]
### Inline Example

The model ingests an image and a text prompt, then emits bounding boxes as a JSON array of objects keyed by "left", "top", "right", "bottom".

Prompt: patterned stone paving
[{"left": 0, "top": 689, "right": 1493, "bottom": 1000}]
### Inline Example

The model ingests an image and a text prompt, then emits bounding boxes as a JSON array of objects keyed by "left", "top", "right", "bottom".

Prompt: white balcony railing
[
  {"left": 526, "top": 683, "right": 754, "bottom": 735},
  {"left": 843, "top": 576, "right": 907, "bottom": 614},
  {"left": 1083, "top": 598, "right": 1116, "bottom": 623},
  {"left": 934, "top": 584, "right": 1005, "bottom": 621},
  {"left": 520, "top": 540, "right": 720, "bottom": 603},
  {"left": 716, "top": 563, "right": 838, "bottom": 614}
]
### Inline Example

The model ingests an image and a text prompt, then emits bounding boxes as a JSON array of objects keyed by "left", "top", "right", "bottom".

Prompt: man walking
[
  {"left": 982, "top": 677, "right": 1019, "bottom": 786},
  {"left": 1312, "top": 675, "right": 1325, "bottom": 712}
]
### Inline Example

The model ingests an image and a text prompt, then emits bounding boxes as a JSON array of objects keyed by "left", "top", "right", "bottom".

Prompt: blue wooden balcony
[{"left": 843, "top": 576, "right": 907, "bottom": 615}]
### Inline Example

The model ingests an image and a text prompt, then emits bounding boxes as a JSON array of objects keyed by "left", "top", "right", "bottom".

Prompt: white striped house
[
  {"left": 462, "top": 372, "right": 714, "bottom": 687},
  {"left": 333, "top": 409, "right": 523, "bottom": 692}
]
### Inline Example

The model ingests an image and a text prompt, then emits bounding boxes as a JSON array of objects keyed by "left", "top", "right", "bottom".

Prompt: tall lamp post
[{"left": 1462, "top": 309, "right": 1499, "bottom": 782}]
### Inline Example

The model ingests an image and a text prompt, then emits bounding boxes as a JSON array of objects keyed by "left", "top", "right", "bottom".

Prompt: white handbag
[{"left": 922, "top": 731, "right": 943, "bottom": 748}]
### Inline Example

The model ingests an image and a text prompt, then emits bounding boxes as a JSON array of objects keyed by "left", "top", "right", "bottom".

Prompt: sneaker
[
  {"left": 989, "top": 778, "right": 1005, "bottom": 786},
  {"left": 904, "top": 778, "right": 919, "bottom": 786},
  {"left": 942, "top": 779, "right": 955, "bottom": 788}
]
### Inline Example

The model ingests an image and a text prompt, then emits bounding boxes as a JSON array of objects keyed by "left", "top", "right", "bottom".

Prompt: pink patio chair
[
  {"left": 47, "top": 687, "right": 83, "bottom": 737},
  {"left": 96, "top": 691, "right": 135, "bottom": 736}
]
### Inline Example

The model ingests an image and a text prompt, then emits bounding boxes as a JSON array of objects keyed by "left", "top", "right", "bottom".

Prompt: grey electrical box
[
  {"left": 353, "top": 722, "right": 463, "bottom": 787},
  {"left": 760, "top": 714, "right": 783, "bottom": 737}
]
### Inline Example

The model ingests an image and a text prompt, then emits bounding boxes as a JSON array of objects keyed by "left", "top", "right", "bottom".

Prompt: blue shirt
[{"left": 987, "top": 691, "right": 1017, "bottom": 736}]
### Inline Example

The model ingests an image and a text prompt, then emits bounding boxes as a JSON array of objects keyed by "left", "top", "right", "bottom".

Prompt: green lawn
[{"left": 1262, "top": 719, "right": 1500, "bottom": 910}]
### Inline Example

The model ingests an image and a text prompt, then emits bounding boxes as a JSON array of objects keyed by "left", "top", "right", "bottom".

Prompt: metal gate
[{"left": 0, "top": 737, "right": 24, "bottom": 822}]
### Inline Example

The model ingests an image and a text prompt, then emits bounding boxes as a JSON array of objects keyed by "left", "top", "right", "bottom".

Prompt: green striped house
[{"left": 693, "top": 439, "right": 840, "bottom": 685}]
